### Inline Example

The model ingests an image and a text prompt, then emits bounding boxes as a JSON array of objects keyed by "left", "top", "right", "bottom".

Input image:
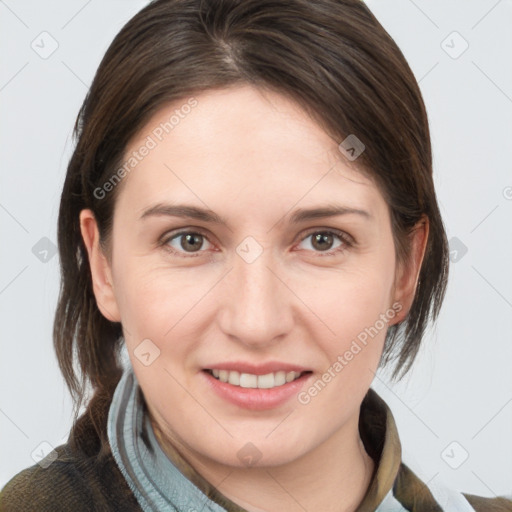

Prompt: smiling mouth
[{"left": 204, "top": 369, "right": 312, "bottom": 389}]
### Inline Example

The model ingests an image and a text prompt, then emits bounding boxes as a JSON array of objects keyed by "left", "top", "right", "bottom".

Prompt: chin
[{"left": 200, "top": 437, "right": 310, "bottom": 470}]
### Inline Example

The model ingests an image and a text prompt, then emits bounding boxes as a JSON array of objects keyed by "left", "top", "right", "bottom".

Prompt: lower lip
[{"left": 201, "top": 370, "right": 313, "bottom": 411}]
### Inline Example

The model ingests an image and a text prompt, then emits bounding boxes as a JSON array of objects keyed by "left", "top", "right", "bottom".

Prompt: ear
[
  {"left": 388, "top": 215, "right": 429, "bottom": 326},
  {"left": 79, "top": 209, "right": 121, "bottom": 322}
]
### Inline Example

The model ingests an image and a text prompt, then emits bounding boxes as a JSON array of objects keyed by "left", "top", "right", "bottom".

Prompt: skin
[{"left": 80, "top": 84, "right": 428, "bottom": 512}]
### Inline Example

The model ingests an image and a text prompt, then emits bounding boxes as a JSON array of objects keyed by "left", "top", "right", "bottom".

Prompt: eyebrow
[{"left": 139, "top": 203, "right": 371, "bottom": 226}]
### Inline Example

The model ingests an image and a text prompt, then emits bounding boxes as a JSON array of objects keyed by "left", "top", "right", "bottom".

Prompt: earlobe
[
  {"left": 79, "top": 209, "right": 121, "bottom": 323},
  {"left": 389, "top": 216, "right": 429, "bottom": 326}
]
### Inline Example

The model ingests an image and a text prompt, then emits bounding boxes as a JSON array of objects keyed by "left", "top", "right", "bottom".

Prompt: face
[{"left": 81, "top": 84, "right": 422, "bottom": 471}]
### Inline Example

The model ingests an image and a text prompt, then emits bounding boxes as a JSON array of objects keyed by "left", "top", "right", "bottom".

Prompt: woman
[{"left": 1, "top": 0, "right": 510, "bottom": 510}]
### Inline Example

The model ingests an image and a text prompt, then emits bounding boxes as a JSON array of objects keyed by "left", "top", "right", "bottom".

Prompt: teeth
[
  {"left": 209, "top": 369, "right": 303, "bottom": 389},
  {"left": 285, "top": 371, "right": 296, "bottom": 383},
  {"left": 274, "top": 371, "right": 286, "bottom": 386},
  {"left": 257, "top": 373, "right": 274, "bottom": 389},
  {"left": 228, "top": 371, "right": 240, "bottom": 386},
  {"left": 240, "top": 373, "right": 258, "bottom": 388}
]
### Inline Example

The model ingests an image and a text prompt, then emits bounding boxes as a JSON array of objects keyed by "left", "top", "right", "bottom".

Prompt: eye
[
  {"left": 160, "top": 228, "right": 354, "bottom": 258},
  {"left": 161, "top": 230, "right": 213, "bottom": 257},
  {"left": 297, "top": 229, "right": 353, "bottom": 256}
]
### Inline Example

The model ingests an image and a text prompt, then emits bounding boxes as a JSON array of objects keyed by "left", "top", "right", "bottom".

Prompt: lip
[
  {"left": 203, "top": 361, "right": 311, "bottom": 375},
  {"left": 201, "top": 368, "right": 313, "bottom": 411}
]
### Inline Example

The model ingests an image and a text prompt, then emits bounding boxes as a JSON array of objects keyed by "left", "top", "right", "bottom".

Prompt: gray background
[{"left": 1, "top": 0, "right": 511, "bottom": 499}]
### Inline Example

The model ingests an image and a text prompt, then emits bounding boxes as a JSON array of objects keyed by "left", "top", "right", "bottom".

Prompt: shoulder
[
  {"left": 0, "top": 443, "right": 92, "bottom": 511},
  {"left": 1, "top": 384, "right": 141, "bottom": 512},
  {"left": 463, "top": 493, "right": 512, "bottom": 512},
  {"left": 0, "top": 442, "right": 140, "bottom": 512},
  {"left": 393, "top": 462, "right": 512, "bottom": 512}
]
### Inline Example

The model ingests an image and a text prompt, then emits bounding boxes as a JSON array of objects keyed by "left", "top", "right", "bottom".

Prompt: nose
[{"left": 217, "top": 246, "right": 294, "bottom": 349}]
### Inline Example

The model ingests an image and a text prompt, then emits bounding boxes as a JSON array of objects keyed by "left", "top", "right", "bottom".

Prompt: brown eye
[
  {"left": 298, "top": 229, "right": 353, "bottom": 256},
  {"left": 163, "top": 231, "right": 213, "bottom": 256},
  {"left": 311, "top": 232, "right": 335, "bottom": 251},
  {"left": 178, "top": 233, "right": 204, "bottom": 252}
]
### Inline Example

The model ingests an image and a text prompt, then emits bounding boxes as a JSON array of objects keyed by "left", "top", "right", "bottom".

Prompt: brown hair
[{"left": 54, "top": 0, "right": 449, "bottom": 435}]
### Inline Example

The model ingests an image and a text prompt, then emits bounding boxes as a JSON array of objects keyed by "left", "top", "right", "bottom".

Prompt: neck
[{"left": 151, "top": 414, "right": 375, "bottom": 512}]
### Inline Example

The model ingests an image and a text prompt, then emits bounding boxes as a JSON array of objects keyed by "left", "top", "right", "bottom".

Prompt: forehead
[{"left": 115, "top": 85, "right": 384, "bottom": 220}]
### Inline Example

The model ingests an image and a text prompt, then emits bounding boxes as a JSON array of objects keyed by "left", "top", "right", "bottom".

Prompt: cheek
[
  {"left": 111, "top": 256, "right": 174, "bottom": 339},
  {"left": 294, "top": 273, "right": 394, "bottom": 421},
  {"left": 112, "top": 255, "right": 217, "bottom": 359},
  {"left": 298, "top": 258, "right": 396, "bottom": 386},
  {"left": 304, "top": 262, "right": 396, "bottom": 339}
]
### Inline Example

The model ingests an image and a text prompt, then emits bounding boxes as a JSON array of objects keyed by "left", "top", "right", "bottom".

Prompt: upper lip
[{"left": 203, "top": 361, "right": 312, "bottom": 375}]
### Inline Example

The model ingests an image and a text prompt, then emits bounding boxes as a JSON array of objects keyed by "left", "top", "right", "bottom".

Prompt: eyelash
[{"left": 159, "top": 227, "right": 354, "bottom": 259}]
